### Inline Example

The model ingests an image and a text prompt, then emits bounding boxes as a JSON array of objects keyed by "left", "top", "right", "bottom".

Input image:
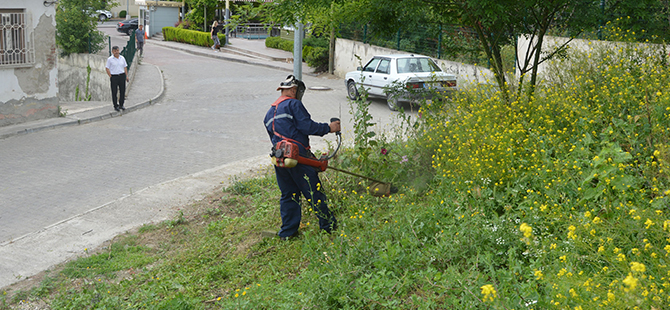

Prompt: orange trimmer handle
[{"left": 297, "top": 156, "right": 329, "bottom": 172}]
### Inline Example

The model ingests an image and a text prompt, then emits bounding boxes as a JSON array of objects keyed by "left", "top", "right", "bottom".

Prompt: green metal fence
[
  {"left": 339, "top": 22, "right": 485, "bottom": 65},
  {"left": 120, "top": 31, "right": 136, "bottom": 70}
]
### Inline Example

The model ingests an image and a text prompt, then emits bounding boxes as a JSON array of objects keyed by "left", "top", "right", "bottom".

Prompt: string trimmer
[{"left": 270, "top": 118, "right": 398, "bottom": 196}]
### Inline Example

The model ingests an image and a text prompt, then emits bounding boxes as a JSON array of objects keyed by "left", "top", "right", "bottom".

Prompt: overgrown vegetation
[{"left": 2, "top": 28, "right": 670, "bottom": 309}]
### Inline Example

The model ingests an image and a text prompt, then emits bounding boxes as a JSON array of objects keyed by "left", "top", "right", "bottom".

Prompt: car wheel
[
  {"left": 386, "top": 93, "right": 399, "bottom": 111},
  {"left": 347, "top": 80, "right": 359, "bottom": 100},
  {"left": 99, "top": 14, "right": 107, "bottom": 21}
]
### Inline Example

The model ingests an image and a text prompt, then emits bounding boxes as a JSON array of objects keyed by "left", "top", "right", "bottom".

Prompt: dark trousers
[
  {"left": 136, "top": 41, "right": 144, "bottom": 56},
  {"left": 110, "top": 74, "right": 126, "bottom": 108},
  {"left": 274, "top": 164, "right": 337, "bottom": 238}
]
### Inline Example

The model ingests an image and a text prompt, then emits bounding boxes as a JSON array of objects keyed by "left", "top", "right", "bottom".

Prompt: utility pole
[
  {"left": 293, "top": 22, "right": 303, "bottom": 80},
  {"left": 224, "top": 0, "right": 230, "bottom": 44}
]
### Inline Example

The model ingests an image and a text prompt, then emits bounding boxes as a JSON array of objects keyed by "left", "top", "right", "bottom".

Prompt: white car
[
  {"left": 93, "top": 9, "right": 112, "bottom": 21},
  {"left": 345, "top": 54, "right": 457, "bottom": 110}
]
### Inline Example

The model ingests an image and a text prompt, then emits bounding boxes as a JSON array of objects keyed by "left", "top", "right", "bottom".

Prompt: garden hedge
[{"left": 162, "top": 27, "right": 225, "bottom": 48}]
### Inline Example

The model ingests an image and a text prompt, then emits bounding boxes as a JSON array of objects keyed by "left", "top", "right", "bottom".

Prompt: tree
[
  {"left": 185, "top": 0, "right": 220, "bottom": 32},
  {"left": 264, "top": 0, "right": 365, "bottom": 74},
  {"left": 55, "top": 0, "right": 107, "bottom": 56},
  {"left": 512, "top": 0, "right": 598, "bottom": 95}
]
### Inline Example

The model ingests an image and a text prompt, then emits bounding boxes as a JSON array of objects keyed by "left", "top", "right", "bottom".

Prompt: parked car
[
  {"left": 87, "top": 8, "right": 112, "bottom": 21},
  {"left": 95, "top": 9, "right": 112, "bottom": 21},
  {"left": 116, "top": 18, "right": 139, "bottom": 36},
  {"left": 345, "top": 54, "right": 458, "bottom": 110}
]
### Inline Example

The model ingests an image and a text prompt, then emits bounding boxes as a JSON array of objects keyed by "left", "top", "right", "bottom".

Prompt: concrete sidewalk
[{"left": 0, "top": 36, "right": 317, "bottom": 141}]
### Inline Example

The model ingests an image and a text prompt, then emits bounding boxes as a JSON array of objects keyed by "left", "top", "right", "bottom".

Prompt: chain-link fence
[{"left": 339, "top": 22, "right": 487, "bottom": 65}]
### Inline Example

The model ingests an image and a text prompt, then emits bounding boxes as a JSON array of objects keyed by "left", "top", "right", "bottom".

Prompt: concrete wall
[
  {"left": 0, "top": 0, "right": 59, "bottom": 127},
  {"left": 334, "top": 38, "right": 495, "bottom": 87},
  {"left": 58, "top": 54, "right": 112, "bottom": 102},
  {"left": 58, "top": 52, "right": 140, "bottom": 102},
  {"left": 515, "top": 35, "right": 660, "bottom": 79}
]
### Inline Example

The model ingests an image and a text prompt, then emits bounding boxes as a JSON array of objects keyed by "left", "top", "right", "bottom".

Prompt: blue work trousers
[{"left": 274, "top": 164, "right": 337, "bottom": 238}]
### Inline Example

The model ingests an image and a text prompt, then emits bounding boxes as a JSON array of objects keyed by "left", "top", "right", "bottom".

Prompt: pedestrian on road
[
  {"left": 135, "top": 24, "right": 145, "bottom": 57},
  {"left": 211, "top": 21, "right": 220, "bottom": 51},
  {"left": 263, "top": 75, "right": 340, "bottom": 240},
  {"left": 105, "top": 46, "right": 129, "bottom": 112}
]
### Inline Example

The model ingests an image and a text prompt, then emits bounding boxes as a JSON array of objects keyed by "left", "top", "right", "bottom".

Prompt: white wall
[
  {"left": 0, "top": 0, "right": 59, "bottom": 126},
  {"left": 515, "top": 34, "right": 659, "bottom": 79},
  {"left": 334, "top": 38, "right": 495, "bottom": 87}
]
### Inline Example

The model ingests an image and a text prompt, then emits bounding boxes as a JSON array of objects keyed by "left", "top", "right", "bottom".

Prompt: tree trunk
[
  {"left": 528, "top": 27, "right": 547, "bottom": 94},
  {"left": 472, "top": 21, "right": 509, "bottom": 102},
  {"left": 329, "top": 27, "right": 335, "bottom": 74}
]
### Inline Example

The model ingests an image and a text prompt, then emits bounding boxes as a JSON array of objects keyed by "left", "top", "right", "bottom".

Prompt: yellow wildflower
[{"left": 481, "top": 284, "right": 497, "bottom": 302}]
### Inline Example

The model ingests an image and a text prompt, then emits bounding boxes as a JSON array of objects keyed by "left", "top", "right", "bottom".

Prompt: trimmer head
[{"left": 368, "top": 182, "right": 399, "bottom": 197}]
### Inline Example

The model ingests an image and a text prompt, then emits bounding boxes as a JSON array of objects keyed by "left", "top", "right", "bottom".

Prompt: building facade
[{"left": 0, "top": 0, "right": 59, "bottom": 127}]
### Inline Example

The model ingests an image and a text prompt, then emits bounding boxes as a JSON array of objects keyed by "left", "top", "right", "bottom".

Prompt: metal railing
[
  {"left": 233, "top": 23, "right": 279, "bottom": 39},
  {"left": 119, "top": 31, "right": 136, "bottom": 69}
]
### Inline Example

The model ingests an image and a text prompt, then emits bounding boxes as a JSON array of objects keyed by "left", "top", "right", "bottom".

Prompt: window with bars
[{"left": 0, "top": 9, "right": 34, "bottom": 67}]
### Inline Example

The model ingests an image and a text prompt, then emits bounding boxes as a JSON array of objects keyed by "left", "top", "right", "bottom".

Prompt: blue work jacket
[{"left": 264, "top": 96, "right": 330, "bottom": 156}]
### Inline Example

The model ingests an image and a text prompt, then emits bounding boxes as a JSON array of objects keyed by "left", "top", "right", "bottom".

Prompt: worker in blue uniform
[{"left": 263, "top": 75, "right": 340, "bottom": 240}]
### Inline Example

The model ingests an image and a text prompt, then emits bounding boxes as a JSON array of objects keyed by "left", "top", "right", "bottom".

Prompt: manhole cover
[{"left": 309, "top": 86, "right": 331, "bottom": 91}]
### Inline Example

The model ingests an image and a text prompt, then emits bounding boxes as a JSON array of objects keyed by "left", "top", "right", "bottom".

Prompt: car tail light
[
  {"left": 442, "top": 80, "right": 457, "bottom": 87},
  {"left": 406, "top": 82, "right": 423, "bottom": 89},
  {"left": 119, "top": 23, "right": 124, "bottom": 26}
]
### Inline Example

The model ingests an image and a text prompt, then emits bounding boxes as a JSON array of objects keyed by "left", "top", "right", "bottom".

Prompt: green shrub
[
  {"left": 304, "top": 36, "right": 328, "bottom": 49},
  {"left": 265, "top": 36, "right": 329, "bottom": 72},
  {"left": 265, "top": 36, "right": 282, "bottom": 49},
  {"left": 119, "top": 10, "right": 126, "bottom": 18},
  {"left": 162, "top": 26, "right": 225, "bottom": 48},
  {"left": 304, "top": 46, "right": 328, "bottom": 71}
]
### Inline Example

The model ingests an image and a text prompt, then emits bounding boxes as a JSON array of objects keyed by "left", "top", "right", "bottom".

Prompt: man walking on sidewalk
[
  {"left": 105, "top": 46, "right": 129, "bottom": 112},
  {"left": 135, "top": 24, "right": 145, "bottom": 57}
]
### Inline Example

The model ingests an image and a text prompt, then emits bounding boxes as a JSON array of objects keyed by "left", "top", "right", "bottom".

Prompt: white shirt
[{"left": 106, "top": 55, "right": 127, "bottom": 75}]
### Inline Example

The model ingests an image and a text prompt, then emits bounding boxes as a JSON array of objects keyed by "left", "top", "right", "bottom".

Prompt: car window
[
  {"left": 396, "top": 58, "right": 442, "bottom": 73},
  {"left": 363, "top": 58, "right": 381, "bottom": 72},
  {"left": 376, "top": 59, "right": 390, "bottom": 74}
]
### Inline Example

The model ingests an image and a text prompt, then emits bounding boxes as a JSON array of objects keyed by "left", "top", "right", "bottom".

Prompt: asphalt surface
[{"left": 0, "top": 26, "right": 407, "bottom": 290}]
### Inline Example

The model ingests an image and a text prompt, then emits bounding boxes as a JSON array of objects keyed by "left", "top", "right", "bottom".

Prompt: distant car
[
  {"left": 96, "top": 9, "right": 112, "bottom": 21},
  {"left": 116, "top": 18, "right": 139, "bottom": 36},
  {"left": 344, "top": 54, "right": 458, "bottom": 110},
  {"left": 87, "top": 8, "right": 112, "bottom": 21}
]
